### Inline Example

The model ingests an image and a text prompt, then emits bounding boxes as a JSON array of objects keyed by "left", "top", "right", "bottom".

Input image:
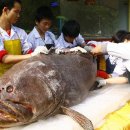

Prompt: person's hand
[
  {"left": 96, "top": 79, "right": 107, "bottom": 88},
  {"left": 55, "top": 48, "right": 71, "bottom": 54},
  {"left": 55, "top": 47, "right": 87, "bottom": 54},
  {"left": 70, "top": 46, "right": 87, "bottom": 53},
  {"left": 55, "top": 48, "right": 65, "bottom": 54},
  {"left": 31, "top": 46, "right": 49, "bottom": 56},
  {"left": 39, "top": 46, "right": 50, "bottom": 54},
  {"left": 84, "top": 46, "right": 94, "bottom": 52}
]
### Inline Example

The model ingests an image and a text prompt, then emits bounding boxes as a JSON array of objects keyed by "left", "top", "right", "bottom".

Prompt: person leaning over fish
[
  {"left": 55, "top": 20, "right": 87, "bottom": 54},
  {"left": 85, "top": 30, "right": 128, "bottom": 79},
  {"left": 90, "top": 33, "right": 130, "bottom": 87},
  {"left": 0, "top": 0, "right": 47, "bottom": 76},
  {"left": 27, "top": 5, "right": 56, "bottom": 52}
]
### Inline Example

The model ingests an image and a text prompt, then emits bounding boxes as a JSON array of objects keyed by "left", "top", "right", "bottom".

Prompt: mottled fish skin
[{"left": 0, "top": 53, "right": 96, "bottom": 128}]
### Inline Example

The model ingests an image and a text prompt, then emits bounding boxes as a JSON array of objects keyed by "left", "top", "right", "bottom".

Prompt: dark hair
[
  {"left": 122, "top": 32, "right": 130, "bottom": 41},
  {"left": 0, "top": 0, "right": 22, "bottom": 15},
  {"left": 62, "top": 20, "right": 80, "bottom": 38},
  {"left": 35, "top": 6, "right": 54, "bottom": 22},
  {"left": 111, "top": 30, "right": 128, "bottom": 43}
]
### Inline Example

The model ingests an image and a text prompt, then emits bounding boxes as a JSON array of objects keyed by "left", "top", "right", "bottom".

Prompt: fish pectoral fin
[{"left": 60, "top": 106, "right": 94, "bottom": 130}]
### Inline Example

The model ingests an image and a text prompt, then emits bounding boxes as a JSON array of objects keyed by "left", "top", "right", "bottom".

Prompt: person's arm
[
  {"left": 48, "top": 31, "right": 56, "bottom": 45},
  {"left": 81, "top": 42, "right": 87, "bottom": 47},
  {"left": 84, "top": 41, "right": 110, "bottom": 52},
  {"left": 20, "top": 29, "right": 33, "bottom": 54},
  {"left": 1, "top": 46, "right": 50, "bottom": 64},
  {"left": 106, "top": 77, "right": 128, "bottom": 84},
  {"left": 2, "top": 54, "right": 32, "bottom": 64},
  {"left": 91, "top": 42, "right": 130, "bottom": 60},
  {"left": 76, "top": 34, "right": 86, "bottom": 47},
  {"left": 0, "top": 34, "right": 44, "bottom": 64},
  {"left": 107, "top": 43, "right": 130, "bottom": 59},
  {"left": 55, "top": 34, "right": 65, "bottom": 49},
  {"left": 90, "top": 41, "right": 110, "bottom": 55},
  {"left": 97, "top": 76, "right": 128, "bottom": 88}
]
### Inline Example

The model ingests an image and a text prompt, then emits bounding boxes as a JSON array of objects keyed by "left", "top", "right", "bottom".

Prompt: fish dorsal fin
[{"left": 60, "top": 106, "right": 94, "bottom": 130}]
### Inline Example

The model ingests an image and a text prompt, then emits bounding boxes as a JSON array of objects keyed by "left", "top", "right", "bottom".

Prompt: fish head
[{"left": 0, "top": 58, "right": 65, "bottom": 127}]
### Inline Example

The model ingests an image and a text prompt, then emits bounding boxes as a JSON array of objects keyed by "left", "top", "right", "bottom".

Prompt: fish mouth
[
  {"left": 0, "top": 110, "right": 18, "bottom": 127},
  {"left": 0, "top": 100, "right": 33, "bottom": 128}
]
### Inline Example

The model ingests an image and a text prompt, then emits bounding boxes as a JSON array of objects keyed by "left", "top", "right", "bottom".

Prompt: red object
[
  {"left": 27, "top": 49, "right": 33, "bottom": 54},
  {"left": 96, "top": 70, "right": 109, "bottom": 79},
  {"left": 0, "top": 50, "right": 8, "bottom": 62},
  {"left": 6, "top": 30, "right": 11, "bottom": 36},
  {"left": 88, "top": 43, "right": 96, "bottom": 48}
]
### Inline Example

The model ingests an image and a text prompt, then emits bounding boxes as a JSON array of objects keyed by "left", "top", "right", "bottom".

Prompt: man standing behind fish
[{"left": 0, "top": 0, "right": 47, "bottom": 76}]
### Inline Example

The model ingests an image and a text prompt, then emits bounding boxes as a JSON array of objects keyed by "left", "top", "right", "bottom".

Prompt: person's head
[
  {"left": 111, "top": 30, "right": 128, "bottom": 43},
  {"left": 62, "top": 20, "right": 80, "bottom": 43},
  {"left": 35, "top": 6, "right": 54, "bottom": 33},
  {"left": 0, "top": 0, "right": 22, "bottom": 24}
]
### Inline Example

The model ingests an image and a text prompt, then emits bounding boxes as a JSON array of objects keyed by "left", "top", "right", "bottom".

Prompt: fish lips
[{"left": 0, "top": 100, "right": 33, "bottom": 128}]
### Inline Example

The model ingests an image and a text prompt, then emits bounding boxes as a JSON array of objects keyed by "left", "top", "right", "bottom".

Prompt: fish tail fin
[{"left": 60, "top": 106, "right": 94, "bottom": 130}]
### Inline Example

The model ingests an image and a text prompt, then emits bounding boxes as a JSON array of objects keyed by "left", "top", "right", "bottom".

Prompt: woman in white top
[{"left": 27, "top": 6, "right": 56, "bottom": 51}]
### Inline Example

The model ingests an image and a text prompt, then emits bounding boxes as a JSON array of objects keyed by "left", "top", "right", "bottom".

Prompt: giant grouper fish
[{"left": 0, "top": 52, "right": 97, "bottom": 130}]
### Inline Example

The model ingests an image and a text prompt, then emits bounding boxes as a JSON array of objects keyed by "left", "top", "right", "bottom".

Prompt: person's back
[
  {"left": 108, "top": 30, "right": 128, "bottom": 76},
  {"left": 112, "top": 33, "right": 130, "bottom": 76}
]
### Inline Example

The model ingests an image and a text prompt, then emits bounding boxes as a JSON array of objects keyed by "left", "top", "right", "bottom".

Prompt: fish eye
[{"left": 6, "top": 85, "right": 14, "bottom": 93}]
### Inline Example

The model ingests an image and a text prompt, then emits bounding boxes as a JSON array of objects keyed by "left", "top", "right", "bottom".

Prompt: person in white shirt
[
  {"left": 0, "top": 25, "right": 32, "bottom": 54},
  {"left": 109, "top": 33, "right": 130, "bottom": 79},
  {"left": 85, "top": 30, "right": 128, "bottom": 74},
  {"left": 27, "top": 6, "right": 56, "bottom": 51},
  {"left": 91, "top": 33, "right": 130, "bottom": 87},
  {"left": 55, "top": 20, "right": 87, "bottom": 53},
  {"left": 0, "top": 0, "right": 46, "bottom": 76},
  {"left": 83, "top": 31, "right": 128, "bottom": 80}
]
